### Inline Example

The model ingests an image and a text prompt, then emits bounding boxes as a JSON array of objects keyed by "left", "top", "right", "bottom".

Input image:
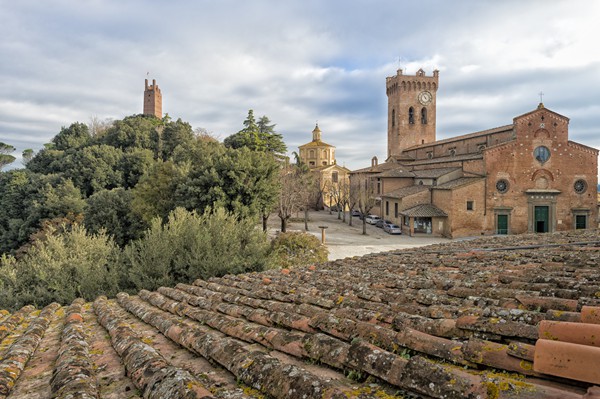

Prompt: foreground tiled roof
[{"left": 1, "top": 230, "right": 600, "bottom": 398}]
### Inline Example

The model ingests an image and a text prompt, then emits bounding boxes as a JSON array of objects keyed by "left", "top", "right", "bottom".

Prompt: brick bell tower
[
  {"left": 386, "top": 68, "right": 439, "bottom": 159},
  {"left": 143, "top": 78, "right": 162, "bottom": 118}
]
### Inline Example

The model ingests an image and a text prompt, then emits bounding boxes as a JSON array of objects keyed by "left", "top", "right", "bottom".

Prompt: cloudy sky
[{"left": 1, "top": 0, "right": 599, "bottom": 170}]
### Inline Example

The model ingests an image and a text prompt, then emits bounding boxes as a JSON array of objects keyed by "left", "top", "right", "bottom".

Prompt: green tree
[
  {"left": 124, "top": 207, "right": 270, "bottom": 291},
  {"left": 85, "top": 188, "right": 147, "bottom": 246},
  {"left": 0, "top": 142, "right": 16, "bottom": 170},
  {"left": 21, "top": 149, "right": 34, "bottom": 166},
  {"left": 100, "top": 114, "right": 161, "bottom": 152},
  {"left": 223, "top": 110, "right": 287, "bottom": 156},
  {"left": 121, "top": 148, "right": 156, "bottom": 189},
  {"left": 173, "top": 145, "right": 280, "bottom": 222},
  {"left": 25, "top": 148, "right": 65, "bottom": 174},
  {"left": 160, "top": 118, "right": 195, "bottom": 160},
  {"left": 0, "top": 171, "right": 84, "bottom": 254},
  {"left": 59, "top": 144, "right": 124, "bottom": 197},
  {"left": 131, "top": 160, "right": 190, "bottom": 223},
  {"left": 52, "top": 123, "right": 91, "bottom": 151},
  {"left": 257, "top": 115, "right": 286, "bottom": 155}
]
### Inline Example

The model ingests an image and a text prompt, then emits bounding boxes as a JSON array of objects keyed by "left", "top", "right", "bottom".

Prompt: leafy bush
[
  {"left": 0, "top": 224, "right": 121, "bottom": 311},
  {"left": 269, "top": 232, "right": 328, "bottom": 269},
  {"left": 124, "top": 207, "right": 270, "bottom": 291}
]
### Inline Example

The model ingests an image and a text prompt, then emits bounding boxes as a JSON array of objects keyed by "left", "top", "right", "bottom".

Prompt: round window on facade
[
  {"left": 496, "top": 179, "right": 509, "bottom": 194},
  {"left": 533, "top": 146, "right": 551, "bottom": 164},
  {"left": 574, "top": 179, "right": 587, "bottom": 194}
]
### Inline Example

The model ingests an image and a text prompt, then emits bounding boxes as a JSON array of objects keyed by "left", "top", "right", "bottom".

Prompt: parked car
[
  {"left": 365, "top": 215, "right": 381, "bottom": 224},
  {"left": 351, "top": 210, "right": 361, "bottom": 217},
  {"left": 330, "top": 204, "right": 341, "bottom": 212},
  {"left": 384, "top": 223, "right": 402, "bottom": 234},
  {"left": 375, "top": 219, "right": 392, "bottom": 228}
]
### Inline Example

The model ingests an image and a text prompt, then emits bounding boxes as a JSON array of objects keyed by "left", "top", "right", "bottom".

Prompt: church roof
[
  {"left": 400, "top": 203, "right": 448, "bottom": 217},
  {"left": 408, "top": 152, "right": 483, "bottom": 166},
  {"left": 374, "top": 168, "right": 415, "bottom": 178},
  {"left": 313, "top": 163, "right": 351, "bottom": 173},
  {"left": 435, "top": 176, "right": 485, "bottom": 190},
  {"left": 351, "top": 160, "right": 399, "bottom": 174},
  {"left": 382, "top": 184, "right": 429, "bottom": 199},
  {"left": 514, "top": 103, "right": 570, "bottom": 122},
  {"left": 298, "top": 140, "right": 335, "bottom": 148},
  {"left": 404, "top": 125, "right": 514, "bottom": 152},
  {"left": 413, "top": 167, "right": 462, "bottom": 178},
  {"left": 0, "top": 230, "right": 599, "bottom": 397}
]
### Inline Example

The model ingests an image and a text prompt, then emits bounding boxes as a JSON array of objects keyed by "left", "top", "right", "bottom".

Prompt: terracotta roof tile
[{"left": 1, "top": 229, "right": 600, "bottom": 397}]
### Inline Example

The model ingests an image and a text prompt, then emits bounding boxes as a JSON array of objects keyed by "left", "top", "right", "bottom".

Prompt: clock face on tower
[{"left": 418, "top": 91, "right": 432, "bottom": 105}]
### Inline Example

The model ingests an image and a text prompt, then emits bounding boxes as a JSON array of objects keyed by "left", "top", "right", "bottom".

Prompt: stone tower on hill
[
  {"left": 143, "top": 79, "right": 162, "bottom": 118},
  {"left": 386, "top": 68, "right": 439, "bottom": 158}
]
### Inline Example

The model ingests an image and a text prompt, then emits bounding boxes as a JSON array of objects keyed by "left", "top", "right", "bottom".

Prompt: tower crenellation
[
  {"left": 143, "top": 78, "right": 162, "bottom": 118},
  {"left": 386, "top": 68, "right": 439, "bottom": 158}
]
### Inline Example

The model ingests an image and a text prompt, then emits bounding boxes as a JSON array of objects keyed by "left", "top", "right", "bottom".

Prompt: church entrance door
[
  {"left": 497, "top": 215, "right": 508, "bottom": 235},
  {"left": 534, "top": 206, "right": 549, "bottom": 233}
]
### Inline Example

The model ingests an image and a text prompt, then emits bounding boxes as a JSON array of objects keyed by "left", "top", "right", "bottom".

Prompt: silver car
[
  {"left": 384, "top": 223, "right": 402, "bottom": 234},
  {"left": 365, "top": 215, "right": 381, "bottom": 224}
]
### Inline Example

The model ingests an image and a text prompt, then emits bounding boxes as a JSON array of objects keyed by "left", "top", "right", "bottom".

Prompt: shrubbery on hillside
[
  {"left": 269, "top": 231, "right": 328, "bottom": 269},
  {"left": 0, "top": 225, "right": 121, "bottom": 310},
  {"left": 125, "top": 207, "right": 270, "bottom": 291},
  {"left": 0, "top": 207, "right": 273, "bottom": 311}
]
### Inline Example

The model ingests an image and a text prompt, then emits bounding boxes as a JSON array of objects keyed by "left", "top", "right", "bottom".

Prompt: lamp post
[{"left": 318, "top": 225, "right": 328, "bottom": 244}]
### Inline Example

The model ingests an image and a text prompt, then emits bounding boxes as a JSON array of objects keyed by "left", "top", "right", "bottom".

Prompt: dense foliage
[
  {"left": 269, "top": 232, "right": 328, "bottom": 269},
  {"left": 0, "top": 225, "right": 121, "bottom": 310},
  {"left": 0, "top": 111, "right": 295, "bottom": 310},
  {"left": 0, "top": 113, "right": 282, "bottom": 254},
  {"left": 0, "top": 207, "right": 271, "bottom": 310},
  {"left": 125, "top": 207, "right": 270, "bottom": 291}
]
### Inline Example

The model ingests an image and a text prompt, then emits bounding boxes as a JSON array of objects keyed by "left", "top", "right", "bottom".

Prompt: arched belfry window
[
  {"left": 392, "top": 109, "right": 396, "bottom": 127},
  {"left": 421, "top": 107, "right": 427, "bottom": 124},
  {"left": 408, "top": 107, "right": 414, "bottom": 124}
]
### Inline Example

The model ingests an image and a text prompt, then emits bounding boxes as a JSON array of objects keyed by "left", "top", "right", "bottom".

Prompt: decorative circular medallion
[
  {"left": 418, "top": 91, "right": 432, "bottom": 105},
  {"left": 574, "top": 179, "right": 587, "bottom": 194},
  {"left": 533, "top": 146, "right": 551, "bottom": 164},
  {"left": 496, "top": 179, "right": 509, "bottom": 194}
]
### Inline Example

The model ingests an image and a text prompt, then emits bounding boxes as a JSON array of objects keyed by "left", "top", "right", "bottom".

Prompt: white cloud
[{"left": 0, "top": 0, "right": 598, "bottom": 172}]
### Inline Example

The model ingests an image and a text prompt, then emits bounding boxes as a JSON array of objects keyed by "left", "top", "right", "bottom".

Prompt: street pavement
[{"left": 267, "top": 210, "right": 450, "bottom": 260}]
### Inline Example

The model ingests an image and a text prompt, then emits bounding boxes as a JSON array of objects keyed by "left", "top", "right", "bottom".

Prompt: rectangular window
[
  {"left": 466, "top": 201, "right": 474, "bottom": 211},
  {"left": 404, "top": 215, "right": 409, "bottom": 226},
  {"left": 576, "top": 215, "right": 587, "bottom": 229},
  {"left": 385, "top": 201, "right": 389, "bottom": 216},
  {"left": 394, "top": 203, "right": 398, "bottom": 218},
  {"left": 332, "top": 172, "right": 338, "bottom": 183}
]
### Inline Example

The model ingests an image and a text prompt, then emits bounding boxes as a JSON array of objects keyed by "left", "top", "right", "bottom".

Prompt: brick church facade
[{"left": 351, "top": 69, "right": 598, "bottom": 237}]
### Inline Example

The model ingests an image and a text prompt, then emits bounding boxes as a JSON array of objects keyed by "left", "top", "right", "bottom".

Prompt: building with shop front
[{"left": 351, "top": 68, "right": 598, "bottom": 237}]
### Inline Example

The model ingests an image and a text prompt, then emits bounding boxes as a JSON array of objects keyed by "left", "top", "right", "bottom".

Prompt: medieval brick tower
[
  {"left": 386, "top": 68, "right": 439, "bottom": 158},
  {"left": 143, "top": 79, "right": 162, "bottom": 118}
]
